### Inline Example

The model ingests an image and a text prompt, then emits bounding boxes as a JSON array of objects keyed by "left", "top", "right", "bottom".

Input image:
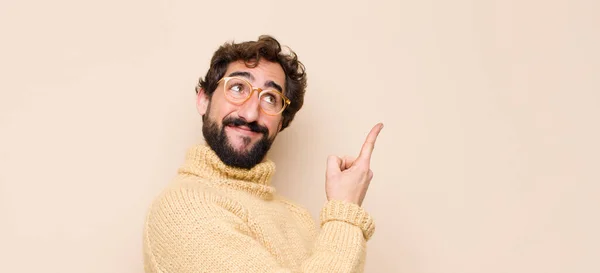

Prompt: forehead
[{"left": 224, "top": 60, "right": 285, "bottom": 87}]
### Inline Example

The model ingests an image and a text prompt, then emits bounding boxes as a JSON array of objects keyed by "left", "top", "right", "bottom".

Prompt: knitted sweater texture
[{"left": 143, "top": 144, "right": 375, "bottom": 272}]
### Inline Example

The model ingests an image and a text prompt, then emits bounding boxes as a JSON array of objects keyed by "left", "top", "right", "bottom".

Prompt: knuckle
[
  {"left": 327, "top": 155, "right": 338, "bottom": 164},
  {"left": 356, "top": 164, "right": 369, "bottom": 172},
  {"left": 326, "top": 171, "right": 338, "bottom": 179}
]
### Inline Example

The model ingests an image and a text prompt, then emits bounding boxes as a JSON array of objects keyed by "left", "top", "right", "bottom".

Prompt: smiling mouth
[{"left": 227, "top": 125, "right": 258, "bottom": 135}]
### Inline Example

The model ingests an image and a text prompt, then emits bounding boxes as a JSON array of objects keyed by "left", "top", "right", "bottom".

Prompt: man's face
[{"left": 197, "top": 60, "right": 286, "bottom": 169}]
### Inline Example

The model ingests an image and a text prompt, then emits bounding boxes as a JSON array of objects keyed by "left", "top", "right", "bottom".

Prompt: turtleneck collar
[{"left": 177, "top": 144, "right": 276, "bottom": 199}]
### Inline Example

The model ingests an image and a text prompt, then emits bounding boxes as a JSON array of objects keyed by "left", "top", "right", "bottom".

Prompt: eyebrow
[
  {"left": 228, "top": 71, "right": 254, "bottom": 81},
  {"left": 227, "top": 71, "right": 283, "bottom": 93}
]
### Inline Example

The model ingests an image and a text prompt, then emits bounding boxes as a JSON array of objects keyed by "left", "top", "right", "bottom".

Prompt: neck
[{"left": 177, "top": 144, "right": 276, "bottom": 199}]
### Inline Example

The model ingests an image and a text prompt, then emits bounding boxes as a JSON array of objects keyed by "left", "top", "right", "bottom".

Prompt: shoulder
[
  {"left": 276, "top": 197, "right": 311, "bottom": 215},
  {"left": 145, "top": 175, "right": 249, "bottom": 224},
  {"left": 275, "top": 196, "right": 317, "bottom": 228}
]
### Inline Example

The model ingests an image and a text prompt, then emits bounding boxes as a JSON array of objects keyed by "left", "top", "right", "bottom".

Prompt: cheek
[
  {"left": 264, "top": 117, "right": 283, "bottom": 138},
  {"left": 207, "top": 97, "right": 234, "bottom": 122}
]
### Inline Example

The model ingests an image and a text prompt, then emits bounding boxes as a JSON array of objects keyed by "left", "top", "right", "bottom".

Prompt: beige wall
[{"left": 1, "top": 0, "right": 599, "bottom": 272}]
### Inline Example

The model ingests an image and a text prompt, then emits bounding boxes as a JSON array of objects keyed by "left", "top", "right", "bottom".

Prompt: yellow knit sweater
[{"left": 143, "top": 144, "right": 375, "bottom": 272}]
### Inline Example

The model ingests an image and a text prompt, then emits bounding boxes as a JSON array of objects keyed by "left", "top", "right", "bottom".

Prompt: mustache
[{"left": 222, "top": 117, "right": 269, "bottom": 135}]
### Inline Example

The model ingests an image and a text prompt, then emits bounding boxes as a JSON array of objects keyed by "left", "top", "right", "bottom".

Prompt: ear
[
  {"left": 196, "top": 87, "right": 209, "bottom": 116},
  {"left": 277, "top": 119, "right": 283, "bottom": 132}
]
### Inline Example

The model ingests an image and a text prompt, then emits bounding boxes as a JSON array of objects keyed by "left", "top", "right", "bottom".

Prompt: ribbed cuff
[{"left": 319, "top": 200, "right": 375, "bottom": 241}]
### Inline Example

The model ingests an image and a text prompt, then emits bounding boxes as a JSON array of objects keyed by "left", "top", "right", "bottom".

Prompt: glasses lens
[
  {"left": 259, "top": 90, "right": 285, "bottom": 114},
  {"left": 224, "top": 78, "right": 251, "bottom": 102}
]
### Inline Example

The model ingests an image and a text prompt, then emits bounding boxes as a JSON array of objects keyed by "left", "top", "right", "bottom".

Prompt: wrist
[{"left": 320, "top": 199, "right": 375, "bottom": 240}]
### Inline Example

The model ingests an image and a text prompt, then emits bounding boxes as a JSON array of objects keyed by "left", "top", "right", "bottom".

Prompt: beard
[{"left": 202, "top": 111, "right": 275, "bottom": 169}]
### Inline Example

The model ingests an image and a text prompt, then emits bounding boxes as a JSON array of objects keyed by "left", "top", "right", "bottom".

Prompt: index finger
[{"left": 357, "top": 123, "right": 384, "bottom": 165}]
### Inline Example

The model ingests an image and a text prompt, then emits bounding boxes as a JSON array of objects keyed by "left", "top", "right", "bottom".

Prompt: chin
[
  {"left": 227, "top": 136, "right": 257, "bottom": 152},
  {"left": 230, "top": 144, "right": 253, "bottom": 154}
]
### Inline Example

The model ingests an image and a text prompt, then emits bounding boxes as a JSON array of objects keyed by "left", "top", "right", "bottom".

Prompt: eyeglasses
[{"left": 216, "top": 76, "right": 291, "bottom": 116}]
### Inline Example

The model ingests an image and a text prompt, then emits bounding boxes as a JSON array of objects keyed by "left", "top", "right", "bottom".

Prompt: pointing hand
[{"left": 325, "top": 123, "right": 384, "bottom": 206}]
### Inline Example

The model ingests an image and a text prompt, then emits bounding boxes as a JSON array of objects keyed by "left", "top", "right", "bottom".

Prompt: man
[{"left": 143, "top": 35, "right": 383, "bottom": 273}]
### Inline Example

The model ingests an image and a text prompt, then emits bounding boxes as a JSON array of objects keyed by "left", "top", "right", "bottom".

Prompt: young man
[{"left": 143, "top": 35, "right": 383, "bottom": 273}]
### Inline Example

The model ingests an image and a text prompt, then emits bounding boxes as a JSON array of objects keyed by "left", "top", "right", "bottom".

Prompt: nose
[{"left": 236, "top": 90, "right": 261, "bottom": 122}]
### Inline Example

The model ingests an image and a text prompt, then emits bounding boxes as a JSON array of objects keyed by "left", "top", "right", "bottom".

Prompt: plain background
[{"left": 1, "top": 0, "right": 598, "bottom": 272}]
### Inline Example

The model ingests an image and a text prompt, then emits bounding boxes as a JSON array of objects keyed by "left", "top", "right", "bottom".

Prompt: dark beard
[{"left": 202, "top": 114, "right": 274, "bottom": 169}]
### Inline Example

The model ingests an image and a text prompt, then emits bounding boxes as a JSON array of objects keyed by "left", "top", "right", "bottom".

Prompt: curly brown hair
[{"left": 196, "top": 35, "right": 307, "bottom": 131}]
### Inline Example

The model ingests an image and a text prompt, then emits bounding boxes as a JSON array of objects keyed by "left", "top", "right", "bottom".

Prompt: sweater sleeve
[{"left": 143, "top": 190, "right": 375, "bottom": 273}]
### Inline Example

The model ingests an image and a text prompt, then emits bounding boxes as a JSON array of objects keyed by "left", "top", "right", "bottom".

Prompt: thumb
[{"left": 326, "top": 155, "right": 342, "bottom": 176}]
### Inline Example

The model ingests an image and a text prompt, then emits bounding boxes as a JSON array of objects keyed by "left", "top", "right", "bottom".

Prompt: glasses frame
[{"left": 216, "top": 76, "right": 291, "bottom": 116}]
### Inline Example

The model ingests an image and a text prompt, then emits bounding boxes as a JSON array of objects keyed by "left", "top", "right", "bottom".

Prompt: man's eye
[
  {"left": 263, "top": 94, "right": 275, "bottom": 104},
  {"left": 231, "top": 85, "right": 243, "bottom": 93}
]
